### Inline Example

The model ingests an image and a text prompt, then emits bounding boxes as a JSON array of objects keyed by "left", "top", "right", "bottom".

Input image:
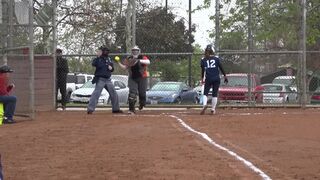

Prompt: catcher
[{"left": 116, "top": 46, "right": 150, "bottom": 114}]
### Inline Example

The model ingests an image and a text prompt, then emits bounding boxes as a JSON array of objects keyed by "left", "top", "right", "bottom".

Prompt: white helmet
[{"left": 131, "top": 45, "right": 140, "bottom": 58}]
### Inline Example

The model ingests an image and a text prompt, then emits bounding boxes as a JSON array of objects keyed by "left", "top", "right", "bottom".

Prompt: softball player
[
  {"left": 117, "top": 46, "right": 150, "bottom": 114},
  {"left": 200, "top": 45, "right": 228, "bottom": 115}
]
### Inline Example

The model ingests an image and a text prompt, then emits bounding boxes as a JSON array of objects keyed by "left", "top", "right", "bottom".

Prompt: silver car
[
  {"left": 70, "top": 79, "right": 129, "bottom": 105},
  {"left": 261, "top": 83, "right": 297, "bottom": 104}
]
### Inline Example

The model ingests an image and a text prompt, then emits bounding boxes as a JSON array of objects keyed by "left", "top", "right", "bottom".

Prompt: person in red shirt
[{"left": 0, "top": 65, "right": 17, "bottom": 124}]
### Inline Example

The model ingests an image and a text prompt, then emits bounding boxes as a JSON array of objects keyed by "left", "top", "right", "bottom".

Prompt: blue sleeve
[
  {"left": 217, "top": 58, "right": 226, "bottom": 76},
  {"left": 92, "top": 58, "right": 98, "bottom": 67}
]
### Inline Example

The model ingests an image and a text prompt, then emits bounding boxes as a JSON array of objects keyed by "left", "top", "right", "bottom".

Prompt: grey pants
[
  {"left": 87, "top": 77, "right": 120, "bottom": 112},
  {"left": 128, "top": 77, "right": 147, "bottom": 111}
]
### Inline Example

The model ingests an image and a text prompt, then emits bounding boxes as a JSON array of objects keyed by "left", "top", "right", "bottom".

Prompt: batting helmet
[{"left": 205, "top": 44, "right": 215, "bottom": 55}]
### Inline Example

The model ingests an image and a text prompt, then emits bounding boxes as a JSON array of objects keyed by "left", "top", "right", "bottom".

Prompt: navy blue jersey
[{"left": 201, "top": 56, "right": 225, "bottom": 81}]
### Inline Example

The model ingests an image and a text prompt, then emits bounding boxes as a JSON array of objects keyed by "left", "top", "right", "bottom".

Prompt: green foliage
[
  {"left": 68, "top": 58, "right": 95, "bottom": 74},
  {"left": 114, "top": 7, "right": 194, "bottom": 53}
]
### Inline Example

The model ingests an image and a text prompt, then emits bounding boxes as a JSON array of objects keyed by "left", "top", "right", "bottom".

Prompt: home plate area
[{"left": 1, "top": 108, "right": 320, "bottom": 179}]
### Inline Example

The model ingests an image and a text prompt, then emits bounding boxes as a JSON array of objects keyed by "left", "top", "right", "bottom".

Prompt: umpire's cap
[
  {"left": 56, "top": 48, "right": 63, "bottom": 53},
  {"left": 99, "top": 46, "right": 110, "bottom": 57},
  {"left": 98, "top": 46, "right": 109, "bottom": 52},
  {"left": 0, "top": 65, "right": 14, "bottom": 73}
]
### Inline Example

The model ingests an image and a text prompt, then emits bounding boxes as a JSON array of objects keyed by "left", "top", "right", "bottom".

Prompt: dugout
[{"left": 0, "top": 52, "right": 55, "bottom": 113}]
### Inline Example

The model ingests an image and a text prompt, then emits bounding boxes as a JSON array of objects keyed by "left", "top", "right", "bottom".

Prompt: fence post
[
  {"left": 247, "top": 0, "right": 253, "bottom": 106},
  {"left": 301, "top": 0, "right": 307, "bottom": 108},
  {"left": 28, "top": 0, "right": 35, "bottom": 119}
]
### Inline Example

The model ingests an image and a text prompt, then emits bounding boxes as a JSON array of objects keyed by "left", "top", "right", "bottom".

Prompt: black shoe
[
  {"left": 112, "top": 110, "right": 123, "bottom": 113},
  {"left": 139, "top": 104, "right": 144, "bottom": 111},
  {"left": 87, "top": 111, "right": 93, "bottom": 114},
  {"left": 3, "top": 119, "right": 16, "bottom": 124}
]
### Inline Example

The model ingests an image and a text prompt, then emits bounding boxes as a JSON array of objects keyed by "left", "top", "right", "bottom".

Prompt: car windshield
[
  {"left": 77, "top": 75, "right": 86, "bottom": 84},
  {"left": 263, "top": 85, "right": 283, "bottom": 92},
  {"left": 81, "top": 81, "right": 95, "bottom": 88},
  {"left": 272, "top": 79, "right": 295, "bottom": 86},
  {"left": 151, "top": 83, "right": 181, "bottom": 91},
  {"left": 67, "top": 74, "right": 76, "bottom": 83},
  {"left": 221, "top": 76, "right": 248, "bottom": 87}
]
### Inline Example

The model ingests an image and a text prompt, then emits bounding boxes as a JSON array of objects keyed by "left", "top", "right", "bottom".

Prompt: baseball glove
[{"left": 123, "top": 57, "right": 139, "bottom": 67}]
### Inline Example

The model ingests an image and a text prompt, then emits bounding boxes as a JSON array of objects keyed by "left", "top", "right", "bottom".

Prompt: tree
[
  {"left": 55, "top": 0, "right": 119, "bottom": 55},
  {"left": 114, "top": 6, "right": 194, "bottom": 53}
]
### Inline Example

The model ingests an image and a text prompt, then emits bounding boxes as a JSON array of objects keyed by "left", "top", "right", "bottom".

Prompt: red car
[
  {"left": 311, "top": 87, "right": 320, "bottom": 104},
  {"left": 219, "top": 73, "right": 262, "bottom": 102}
]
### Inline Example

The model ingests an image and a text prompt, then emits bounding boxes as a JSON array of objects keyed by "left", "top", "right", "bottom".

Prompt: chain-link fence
[{"left": 58, "top": 51, "right": 320, "bottom": 108}]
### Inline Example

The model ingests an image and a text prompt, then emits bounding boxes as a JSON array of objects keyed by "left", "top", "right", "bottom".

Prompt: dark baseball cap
[
  {"left": 0, "top": 65, "right": 13, "bottom": 73},
  {"left": 56, "top": 48, "right": 63, "bottom": 53},
  {"left": 98, "top": 46, "right": 110, "bottom": 52}
]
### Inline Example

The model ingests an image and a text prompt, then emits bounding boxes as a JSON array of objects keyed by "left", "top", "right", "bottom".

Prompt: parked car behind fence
[
  {"left": 311, "top": 87, "right": 320, "bottom": 104},
  {"left": 146, "top": 82, "right": 199, "bottom": 104},
  {"left": 261, "top": 83, "right": 297, "bottom": 104},
  {"left": 70, "top": 79, "right": 129, "bottom": 105},
  {"left": 218, "top": 73, "right": 261, "bottom": 103}
]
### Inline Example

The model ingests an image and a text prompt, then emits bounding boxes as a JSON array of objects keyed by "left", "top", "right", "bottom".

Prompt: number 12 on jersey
[{"left": 206, "top": 59, "right": 216, "bottom": 68}]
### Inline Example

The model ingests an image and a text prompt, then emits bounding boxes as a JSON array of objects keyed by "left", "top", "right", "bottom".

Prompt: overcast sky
[{"left": 161, "top": 0, "right": 214, "bottom": 48}]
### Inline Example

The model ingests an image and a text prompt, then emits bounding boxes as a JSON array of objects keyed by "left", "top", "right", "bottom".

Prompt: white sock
[
  {"left": 212, "top": 97, "right": 218, "bottom": 111},
  {"left": 203, "top": 95, "right": 208, "bottom": 107}
]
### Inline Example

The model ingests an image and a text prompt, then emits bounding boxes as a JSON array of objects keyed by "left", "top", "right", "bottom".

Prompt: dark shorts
[{"left": 204, "top": 79, "right": 220, "bottom": 97}]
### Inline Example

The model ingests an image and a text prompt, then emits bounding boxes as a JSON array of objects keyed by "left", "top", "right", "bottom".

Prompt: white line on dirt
[{"left": 170, "top": 115, "right": 272, "bottom": 180}]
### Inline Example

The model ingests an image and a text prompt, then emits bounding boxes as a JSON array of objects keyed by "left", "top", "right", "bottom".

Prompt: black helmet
[
  {"left": 205, "top": 44, "right": 215, "bottom": 54},
  {"left": 0, "top": 65, "right": 13, "bottom": 73}
]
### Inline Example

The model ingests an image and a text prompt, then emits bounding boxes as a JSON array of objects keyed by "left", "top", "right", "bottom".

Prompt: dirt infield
[{"left": 1, "top": 108, "right": 320, "bottom": 179}]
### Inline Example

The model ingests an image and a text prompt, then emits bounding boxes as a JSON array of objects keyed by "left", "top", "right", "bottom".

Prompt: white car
[
  {"left": 75, "top": 73, "right": 94, "bottom": 89},
  {"left": 261, "top": 83, "right": 297, "bottom": 103},
  {"left": 70, "top": 79, "right": 129, "bottom": 105},
  {"left": 272, "top": 76, "right": 297, "bottom": 92},
  {"left": 58, "top": 73, "right": 94, "bottom": 102},
  {"left": 111, "top": 75, "right": 128, "bottom": 86}
]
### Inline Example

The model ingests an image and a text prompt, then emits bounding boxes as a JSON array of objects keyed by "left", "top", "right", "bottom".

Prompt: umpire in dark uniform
[
  {"left": 56, "top": 48, "right": 69, "bottom": 110},
  {"left": 87, "top": 46, "right": 123, "bottom": 114}
]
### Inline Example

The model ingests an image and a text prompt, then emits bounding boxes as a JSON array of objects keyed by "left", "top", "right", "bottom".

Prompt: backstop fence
[{"left": 59, "top": 51, "right": 320, "bottom": 109}]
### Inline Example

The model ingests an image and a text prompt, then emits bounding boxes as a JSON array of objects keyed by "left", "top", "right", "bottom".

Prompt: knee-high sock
[
  {"left": 203, "top": 95, "right": 208, "bottom": 107},
  {"left": 212, "top": 97, "right": 218, "bottom": 110}
]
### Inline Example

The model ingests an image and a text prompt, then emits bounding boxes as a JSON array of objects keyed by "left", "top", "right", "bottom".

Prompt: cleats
[
  {"left": 200, "top": 105, "right": 208, "bottom": 115},
  {"left": 127, "top": 111, "right": 135, "bottom": 115}
]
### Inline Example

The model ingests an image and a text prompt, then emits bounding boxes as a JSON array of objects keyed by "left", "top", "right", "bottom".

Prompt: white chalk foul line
[{"left": 170, "top": 115, "right": 272, "bottom": 180}]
